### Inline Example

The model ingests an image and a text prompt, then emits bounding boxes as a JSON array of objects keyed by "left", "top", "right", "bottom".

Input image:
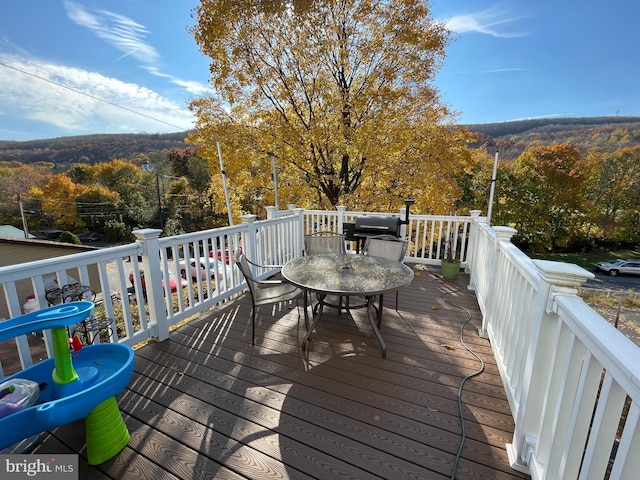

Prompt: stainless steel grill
[
  {"left": 344, "top": 199, "right": 414, "bottom": 252},
  {"left": 354, "top": 216, "right": 401, "bottom": 237}
]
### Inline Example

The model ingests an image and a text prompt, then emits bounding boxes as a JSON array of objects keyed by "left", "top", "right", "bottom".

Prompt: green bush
[{"left": 60, "top": 231, "right": 82, "bottom": 245}]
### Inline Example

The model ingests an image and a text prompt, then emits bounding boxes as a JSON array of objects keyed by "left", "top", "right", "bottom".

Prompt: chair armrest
[
  {"left": 256, "top": 279, "right": 284, "bottom": 286},
  {"left": 242, "top": 256, "right": 284, "bottom": 270}
]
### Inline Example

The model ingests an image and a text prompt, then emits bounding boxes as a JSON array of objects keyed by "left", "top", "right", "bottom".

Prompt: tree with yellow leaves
[
  {"left": 36, "top": 174, "right": 88, "bottom": 231},
  {"left": 584, "top": 146, "right": 640, "bottom": 242},
  {"left": 499, "top": 143, "right": 589, "bottom": 252},
  {"left": 189, "top": 0, "right": 474, "bottom": 220}
]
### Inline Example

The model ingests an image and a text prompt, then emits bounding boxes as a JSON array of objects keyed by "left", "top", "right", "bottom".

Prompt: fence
[
  {"left": 299, "top": 205, "right": 478, "bottom": 266},
  {"left": 3, "top": 204, "right": 640, "bottom": 478},
  {"left": 3, "top": 206, "right": 475, "bottom": 376},
  {"left": 467, "top": 216, "right": 640, "bottom": 479}
]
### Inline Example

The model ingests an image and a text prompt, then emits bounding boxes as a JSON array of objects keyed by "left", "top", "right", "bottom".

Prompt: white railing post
[
  {"left": 293, "top": 208, "right": 305, "bottom": 257},
  {"left": 241, "top": 214, "right": 258, "bottom": 264},
  {"left": 398, "top": 205, "right": 407, "bottom": 239},
  {"left": 494, "top": 226, "right": 517, "bottom": 247},
  {"left": 336, "top": 205, "right": 346, "bottom": 234},
  {"left": 133, "top": 228, "right": 170, "bottom": 342},
  {"left": 265, "top": 206, "right": 276, "bottom": 219},
  {"left": 506, "top": 260, "right": 594, "bottom": 474},
  {"left": 478, "top": 226, "right": 517, "bottom": 338},
  {"left": 466, "top": 210, "right": 482, "bottom": 275}
]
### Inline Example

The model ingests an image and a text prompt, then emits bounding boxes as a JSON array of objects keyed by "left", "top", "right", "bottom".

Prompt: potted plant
[{"left": 441, "top": 232, "right": 461, "bottom": 279}]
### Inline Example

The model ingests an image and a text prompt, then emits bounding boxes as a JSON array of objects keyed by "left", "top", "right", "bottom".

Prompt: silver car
[{"left": 595, "top": 259, "right": 640, "bottom": 277}]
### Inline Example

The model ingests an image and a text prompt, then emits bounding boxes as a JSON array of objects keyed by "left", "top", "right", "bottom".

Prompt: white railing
[
  {"left": 301, "top": 206, "right": 477, "bottom": 266},
  {"left": 467, "top": 216, "right": 640, "bottom": 479},
  {"left": 3, "top": 205, "right": 639, "bottom": 479},
  {"left": 0, "top": 205, "right": 475, "bottom": 377},
  {"left": 0, "top": 212, "right": 303, "bottom": 377}
]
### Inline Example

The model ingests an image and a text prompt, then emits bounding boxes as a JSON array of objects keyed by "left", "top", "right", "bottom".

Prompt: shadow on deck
[{"left": 25, "top": 264, "right": 529, "bottom": 479}]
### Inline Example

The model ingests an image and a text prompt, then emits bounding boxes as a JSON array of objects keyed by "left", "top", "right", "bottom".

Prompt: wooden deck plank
[
  {"left": 168, "top": 322, "right": 516, "bottom": 447},
  {"left": 3, "top": 266, "right": 529, "bottom": 479},
  {"left": 137, "top": 333, "right": 518, "bottom": 479},
  {"left": 126, "top": 362, "right": 442, "bottom": 480},
  {"left": 35, "top": 419, "right": 183, "bottom": 480},
  {"left": 30, "top": 430, "right": 113, "bottom": 480}
]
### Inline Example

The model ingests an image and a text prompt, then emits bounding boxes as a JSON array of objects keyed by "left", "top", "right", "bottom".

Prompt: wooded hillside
[
  {"left": 466, "top": 116, "right": 640, "bottom": 160},
  {"left": 2, "top": 116, "right": 640, "bottom": 166},
  {"left": 0, "top": 132, "right": 189, "bottom": 169}
]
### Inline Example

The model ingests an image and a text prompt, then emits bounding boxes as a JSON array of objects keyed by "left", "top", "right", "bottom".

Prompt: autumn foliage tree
[
  {"left": 0, "top": 165, "right": 46, "bottom": 228},
  {"left": 584, "top": 146, "right": 640, "bottom": 243},
  {"left": 497, "top": 144, "right": 590, "bottom": 252},
  {"left": 189, "top": 0, "right": 474, "bottom": 219},
  {"left": 37, "top": 174, "right": 88, "bottom": 231}
]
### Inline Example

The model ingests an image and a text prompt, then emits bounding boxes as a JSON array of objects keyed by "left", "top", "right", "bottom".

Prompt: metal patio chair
[
  {"left": 304, "top": 232, "right": 347, "bottom": 311},
  {"left": 363, "top": 234, "right": 409, "bottom": 310},
  {"left": 236, "top": 253, "right": 306, "bottom": 345},
  {"left": 303, "top": 231, "right": 347, "bottom": 256}
]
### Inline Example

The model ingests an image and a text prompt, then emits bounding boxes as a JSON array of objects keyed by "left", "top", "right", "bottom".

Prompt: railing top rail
[
  {"left": 158, "top": 223, "right": 246, "bottom": 244},
  {"left": 0, "top": 243, "right": 141, "bottom": 283},
  {"left": 500, "top": 239, "right": 542, "bottom": 287},
  {"left": 555, "top": 294, "right": 640, "bottom": 398},
  {"left": 255, "top": 215, "right": 300, "bottom": 227}
]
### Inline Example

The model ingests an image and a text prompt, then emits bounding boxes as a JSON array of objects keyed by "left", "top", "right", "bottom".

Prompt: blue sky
[{"left": 0, "top": 0, "right": 637, "bottom": 141}]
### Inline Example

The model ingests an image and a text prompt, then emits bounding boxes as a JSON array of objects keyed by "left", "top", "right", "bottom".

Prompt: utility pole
[
  {"left": 271, "top": 153, "right": 279, "bottom": 212},
  {"left": 487, "top": 151, "right": 499, "bottom": 226},
  {"left": 218, "top": 142, "right": 233, "bottom": 226},
  {"left": 17, "top": 193, "right": 30, "bottom": 239},
  {"left": 155, "top": 171, "right": 163, "bottom": 230},
  {"left": 142, "top": 160, "right": 163, "bottom": 229}
]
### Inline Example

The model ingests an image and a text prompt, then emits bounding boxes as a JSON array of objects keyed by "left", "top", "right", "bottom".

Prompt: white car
[
  {"left": 178, "top": 257, "right": 232, "bottom": 281},
  {"left": 595, "top": 259, "right": 640, "bottom": 277}
]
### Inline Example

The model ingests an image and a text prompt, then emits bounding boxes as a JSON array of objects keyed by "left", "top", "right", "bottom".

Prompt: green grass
[
  {"left": 528, "top": 248, "right": 640, "bottom": 271},
  {"left": 528, "top": 248, "right": 640, "bottom": 309}
]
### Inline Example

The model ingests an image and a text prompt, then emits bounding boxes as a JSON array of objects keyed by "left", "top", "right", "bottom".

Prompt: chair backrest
[
  {"left": 363, "top": 235, "right": 408, "bottom": 262},
  {"left": 236, "top": 254, "right": 257, "bottom": 296},
  {"left": 304, "top": 232, "right": 346, "bottom": 255}
]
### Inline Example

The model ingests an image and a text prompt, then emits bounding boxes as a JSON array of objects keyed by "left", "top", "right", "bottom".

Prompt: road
[
  {"left": 586, "top": 272, "right": 640, "bottom": 291},
  {"left": 581, "top": 271, "right": 640, "bottom": 347}
]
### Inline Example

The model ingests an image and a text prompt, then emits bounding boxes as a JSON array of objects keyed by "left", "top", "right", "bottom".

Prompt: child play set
[{"left": 0, "top": 302, "right": 134, "bottom": 464}]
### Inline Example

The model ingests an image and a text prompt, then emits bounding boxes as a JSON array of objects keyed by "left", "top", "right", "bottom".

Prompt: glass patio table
[{"left": 281, "top": 253, "right": 414, "bottom": 358}]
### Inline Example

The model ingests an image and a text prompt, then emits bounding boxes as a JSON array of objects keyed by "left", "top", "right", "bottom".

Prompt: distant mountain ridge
[
  {"left": 464, "top": 116, "right": 640, "bottom": 160},
  {"left": 0, "top": 131, "right": 189, "bottom": 168},
  {"left": 2, "top": 116, "right": 640, "bottom": 166}
]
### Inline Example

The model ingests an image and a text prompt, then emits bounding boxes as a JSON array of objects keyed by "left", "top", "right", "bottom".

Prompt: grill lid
[{"left": 354, "top": 216, "right": 401, "bottom": 234}]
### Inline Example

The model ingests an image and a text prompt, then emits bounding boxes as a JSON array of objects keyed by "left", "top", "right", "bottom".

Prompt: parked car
[
  {"left": 594, "top": 259, "right": 640, "bottom": 277},
  {"left": 129, "top": 269, "right": 188, "bottom": 295},
  {"left": 42, "top": 229, "right": 63, "bottom": 240},
  {"left": 178, "top": 257, "right": 232, "bottom": 281},
  {"left": 76, "top": 233, "right": 100, "bottom": 243}
]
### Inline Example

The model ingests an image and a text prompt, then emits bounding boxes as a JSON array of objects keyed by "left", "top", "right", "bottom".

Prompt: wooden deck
[{"left": 23, "top": 264, "right": 529, "bottom": 479}]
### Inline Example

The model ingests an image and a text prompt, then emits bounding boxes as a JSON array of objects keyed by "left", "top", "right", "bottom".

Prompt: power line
[
  {"left": 21, "top": 196, "right": 117, "bottom": 206},
  {"left": 0, "top": 61, "right": 190, "bottom": 131}
]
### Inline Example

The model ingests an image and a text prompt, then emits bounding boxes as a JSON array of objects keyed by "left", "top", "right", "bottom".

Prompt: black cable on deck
[{"left": 431, "top": 272, "right": 486, "bottom": 480}]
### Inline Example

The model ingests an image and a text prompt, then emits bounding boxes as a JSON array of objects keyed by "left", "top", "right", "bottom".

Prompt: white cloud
[
  {"left": 0, "top": 53, "right": 195, "bottom": 134},
  {"left": 64, "top": 2, "right": 209, "bottom": 96},
  {"left": 507, "top": 113, "right": 573, "bottom": 122},
  {"left": 444, "top": 5, "right": 531, "bottom": 38},
  {"left": 482, "top": 68, "right": 529, "bottom": 73},
  {"left": 142, "top": 66, "right": 209, "bottom": 95},
  {"left": 65, "top": 1, "right": 160, "bottom": 65}
]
